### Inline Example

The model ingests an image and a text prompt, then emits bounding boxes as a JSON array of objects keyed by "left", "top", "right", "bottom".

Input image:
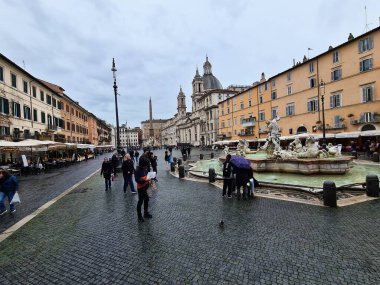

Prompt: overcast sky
[{"left": 1, "top": 0, "right": 380, "bottom": 128}]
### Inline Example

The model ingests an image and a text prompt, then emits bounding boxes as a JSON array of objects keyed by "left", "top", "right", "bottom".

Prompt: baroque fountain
[{"left": 223, "top": 116, "right": 353, "bottom": 175}]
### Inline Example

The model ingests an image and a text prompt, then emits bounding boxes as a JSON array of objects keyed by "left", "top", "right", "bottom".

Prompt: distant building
[
  {"left": 119, "top": 122, "right": 139, "bottom": 147},
  {"left": 141, "top": 119, "right": 168, "bottom": 147}
]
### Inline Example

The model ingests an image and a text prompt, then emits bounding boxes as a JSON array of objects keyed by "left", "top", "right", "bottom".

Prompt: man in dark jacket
[
  {"left": 111, "top": 154, "right": 119, "bottom": 176},
  {"left": 139, "top": 149, "right": 151, "bottom": 171},
  {"left": 100, "top": 157, "right": 113, "bottom": 191},
  {"left": 122, "top": 154, "right": 136, "bottom": 193},
  {"left": 222, "top": 154, "right": 233, "bottom": 198}
]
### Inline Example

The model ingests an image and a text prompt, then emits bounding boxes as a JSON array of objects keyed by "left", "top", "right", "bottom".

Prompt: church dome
[{"left": 202, "top": 56, "right": 223, "bottom": 90}]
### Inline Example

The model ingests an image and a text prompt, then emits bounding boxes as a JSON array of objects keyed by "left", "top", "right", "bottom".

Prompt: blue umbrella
[{"left": 230, "top": 155, "right": 251, "bottom": 169}]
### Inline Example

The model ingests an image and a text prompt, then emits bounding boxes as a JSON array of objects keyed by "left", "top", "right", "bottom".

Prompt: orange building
[{"left": 218, "top": 27, "right": 380, "bottom": 146}]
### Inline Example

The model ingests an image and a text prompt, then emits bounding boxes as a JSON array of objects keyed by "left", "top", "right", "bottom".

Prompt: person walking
[
  {"left": 122, "top": 154, "right": 136, "bottom": 193},
  {"left": 139, "top": 149, "right": 151, "bottom": 171},
  {"left": 100, "top": 157, "right": 113, "bottom": 191},
  {"left": 0, "top": 169, "right": 19, "bottom": 215},
  {"left": 135, "top": 160, "right": 152, "bottom": 222},
  {"left": 111, "top": 153, "right": 119, "bottom": 176},
  {"left": 222, "top": 154, "right": 233, "bottom": 198},
  {"left": 187, "top": 147, "right": 191, "bottom": 158},
  {"left": 134, "top": 150, "right": 140, "bottom": 164},
  {"left": 149, "top": 152, "right": 158, "bottom": 173}
]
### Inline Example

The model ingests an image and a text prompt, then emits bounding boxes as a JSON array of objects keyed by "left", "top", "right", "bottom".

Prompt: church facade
[{"left": 161, "top": 57, "right": 248, "bottom": 146}]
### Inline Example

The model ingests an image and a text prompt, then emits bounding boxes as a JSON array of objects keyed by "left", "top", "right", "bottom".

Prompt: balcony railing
[
  {"left": 239, "top": 132, "right": 254, "bottom": 136},
  {"left": 47, "top": 124, "right": 57, "bottom": 131},
  {"left": 241, "top": 118, "right": 256, "bottom": 127},
  {"left": 318, "top": 123, "right": 346, "bottom": 130},
  {"left": 350, "top": 118, "right": 379, "bottom": 125}
]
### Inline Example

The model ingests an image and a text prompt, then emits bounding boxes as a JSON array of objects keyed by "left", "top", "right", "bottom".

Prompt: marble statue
[{"left": 260, "top": 117, "right": 282, "bottom": 155}]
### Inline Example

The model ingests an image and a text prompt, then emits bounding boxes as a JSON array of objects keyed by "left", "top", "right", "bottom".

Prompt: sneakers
[
  {"left": 130, "top": 191, "right": 137, "bottom": 194},
  {"left": 0, "top": 209, "right": 7, "bottom": 216},
  {"left": 222, "top": 194, "right": 226, "bottom": 198},
  {"left": 227, "top": 195, "right": 232, "bottom": 199},
  {"left": 138, "top": 216, "right": 145, "bottom": 223},
  {"left": 144, "top": 213, "right": 153, "bottom": 219},
  {"left": 10, "top": 209, "right": 16, "bottom": 213}
]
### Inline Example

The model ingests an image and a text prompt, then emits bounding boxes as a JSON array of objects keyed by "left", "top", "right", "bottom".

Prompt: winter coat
[
  {"left": 0, "top": 175, "right": 18, "bottom": 193},
  {"left": 234, "top": 167, "right": 253, "bottom": 187},
  {"left": 122, "top": 159, "right": 135, "bottom": 176},
  {"left": 222, "top": 161, "right": 233, "bottom": 179},
  {"left": 135, "top": 167, "right": 150, "bottom": 189},
  {"left": 101, "top": 161, "right": 113, "bottom": 179}
]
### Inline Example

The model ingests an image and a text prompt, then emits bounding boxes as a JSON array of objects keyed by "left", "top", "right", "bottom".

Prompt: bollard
[
  {"left": 323, "top": 181, "right": 337, "bottom": 207},
  {"left": 170, "top": 162, "right": 175, "bottom": 172},
  {"left": 177, "top": 159, "right": 182, "bottom": 166},
  {"left": 183, "top": 153, "right": 187, "bottom": 161},
  {"left": 210, "top": 152, "right": 214, "bottom": 159},
  {"left": 173, "top": 157, "right": 177, "bottom": 164},
  {"left": 372, "top": 152, "right": 379, "bottom": 163},
  {"left": 351, "top": 150, "right": 357, "bottom": 159},
  {"left": 200, "top": 154, "right": 204, "bottom": 160},
  {"left": 209, "top": 168, "right": 216, "bottom": 183},
  {"left": 178, "top": 165, "right": 185, "bottom": 178},
  {"left": 366, "top": 174, "right": 379, "bottom": 197}
]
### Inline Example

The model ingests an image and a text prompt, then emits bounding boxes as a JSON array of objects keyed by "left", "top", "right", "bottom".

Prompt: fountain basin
[{"left": 219, "top": 156, "right": 353, "bottom": 175}]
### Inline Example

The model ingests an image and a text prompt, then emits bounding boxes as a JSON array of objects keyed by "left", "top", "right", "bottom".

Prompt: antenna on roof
[
  {"left": 22, "top": 60, "right": 26, "bottom": 70},
  {"left": 364, "top": 6, "right": 372, "bottom": 32}
]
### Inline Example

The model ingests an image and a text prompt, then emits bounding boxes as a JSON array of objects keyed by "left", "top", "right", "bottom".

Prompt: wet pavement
[{"left": 0, "top": 149, "right": 380, "bottom": 284}]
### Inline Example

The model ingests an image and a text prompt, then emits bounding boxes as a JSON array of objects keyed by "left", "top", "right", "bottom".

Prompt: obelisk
[{"left": 149, "top": 97, "right": 154, "bottom": 138}]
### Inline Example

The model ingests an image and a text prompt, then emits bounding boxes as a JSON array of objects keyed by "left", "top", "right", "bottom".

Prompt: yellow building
[{"left": 218, "top": 27, "right": 380, "bottom": 146}]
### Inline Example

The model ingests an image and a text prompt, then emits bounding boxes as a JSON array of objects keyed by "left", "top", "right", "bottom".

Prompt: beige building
[{"left": 218, "top": 27, "right": 380, "bottom": 145}]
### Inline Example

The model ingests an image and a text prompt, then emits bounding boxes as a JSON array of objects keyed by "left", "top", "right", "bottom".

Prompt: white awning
[
  {"left": 312, "top": 133, "right": 335, "bottom": 139},
  {"left": 335, "top": 131, "right": 361, "bottom": 138},
  {"left": 360, "top": 130, "right": 380, "bottom": 137}
]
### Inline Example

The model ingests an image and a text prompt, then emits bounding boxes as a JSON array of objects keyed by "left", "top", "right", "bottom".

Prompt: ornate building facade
[{"left": 161, "top": 57, "right": 249, "bottom": 146}]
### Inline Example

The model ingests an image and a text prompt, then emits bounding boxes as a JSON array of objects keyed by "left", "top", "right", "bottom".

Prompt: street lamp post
[
  {"left": 111, "top": 58, "right": 121, "bottom": 150},
  {"left": 320, "top": 79, "right": 326, "bottom": 148}
]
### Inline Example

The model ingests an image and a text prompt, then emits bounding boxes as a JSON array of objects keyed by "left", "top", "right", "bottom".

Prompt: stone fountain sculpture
[
  {"left": 260, "top": 117, "right": 341, "bottom": 159},
  {"left": 236, "top": 139, "right": 256, "bottom": 157}
]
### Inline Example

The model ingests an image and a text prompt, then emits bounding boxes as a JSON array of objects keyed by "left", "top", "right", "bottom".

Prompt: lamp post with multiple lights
[
  {"left": 320, "top": 79, "right": 326, "bottom": 148},
  {"left": 111, "top": 58, "right": 121, "bottom": 150}
]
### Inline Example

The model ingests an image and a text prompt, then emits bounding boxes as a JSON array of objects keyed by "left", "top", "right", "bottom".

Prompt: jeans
[
  {"left": 136, "top": 185, "right": 149, "bottom": 217},
  {"left": 104, "top": 178, "right": 111, "bottom": 190},
  {"left": 0, "top": 191, "right": 15, "bottom": 211},
  {"left": 123, "top": 174, "right": 135, "bottom": 192}
]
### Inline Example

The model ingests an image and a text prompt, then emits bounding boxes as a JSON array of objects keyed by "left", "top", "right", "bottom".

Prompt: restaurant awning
[
  {"left": 360, "top": 130, "right": 380, "bottom": 137},
  {"left": 335, "top": 131, "right": 361, "bottom": 138}
]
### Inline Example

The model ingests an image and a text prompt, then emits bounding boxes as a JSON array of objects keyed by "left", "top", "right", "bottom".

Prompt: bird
[{"left": 219, "top": 220, "right": 224, "bottom": 228}]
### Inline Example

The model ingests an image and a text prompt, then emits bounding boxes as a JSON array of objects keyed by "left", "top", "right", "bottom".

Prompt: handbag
[{"left": 10, "top": 192, "right": 21, "bottom": 204}]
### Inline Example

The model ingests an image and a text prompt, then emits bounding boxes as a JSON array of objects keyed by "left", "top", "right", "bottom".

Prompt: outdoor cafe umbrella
[{"left": 230, "top": 155, "right": 251, "bottom": 169}]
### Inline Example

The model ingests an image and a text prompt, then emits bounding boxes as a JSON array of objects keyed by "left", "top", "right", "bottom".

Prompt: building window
[
  {"left": 11, "top": 73, "right": 17, "bottom": 88},
  {"left": 23, "top": 105, "right": 31, "bottom": 120},
  {"left": 46, "top": 94, "right": 52, "bottom": 105},
  {"left": 67, "top": 121, "right": 70, "bottom": 130},
  {"left": 234, "top": 118, "right": 237, "bottom": 125},
  {"left": 0, "top": 66, "right": 3, "bottom": 82},
  {"left": 310, "top": 77, "right": 316, "bottom": 88},
  {"left": 363, "top": 112, "right": 374, "bottom": 123},
  {"left": 285, "top": 104, "right": 295, "bottom": 116},
  {"left": 271, "top": 79, "right": 276, "bottom": 87},
  {"left": 360, "top": 58, "right": 373, "bottom": 72},
  {"left": 259, "top": 96, "right": 263, "bottom": 103},
  {"left": 271, "top": 107, "right": 278, "bottom": 119},
  {"left": 287, "top": 72, "right": 291, "bottom": 81},
  {"left": 0, "top": 98, "right": 9, "bottom": 114},
  {"left": 309, "top": 62, "right": 314, "bottom": 73},
  {"left": 227, "top": 107, "right": 230, "bottom": 114},
  {"left": 358, "top": 36, "right": 373, "bottom": 53},
  {"left": 12, "top": 102, "right": 21, "bottom": 117},
  {"left": 33, "top": 109, "right": 38, "bottom": 122},
  {"left": 40, "top": 90, "right": 44, "bottom": 101},
  {"left": 52, "top": 98, "right": 57, "bottom": 108},
  {"left": 333, "top": 50, "right": 339, "bottom": 63},
  {"left": 23, "top": 80, "right": 28, "bottom": 94},
  {"left": 331, "top": 68, "right": 342, "bottom": 81},
  {"left": 248, "top": 99, "right": 252, "bottom": 107},
  {"left": 264, "top": 82, "right": 268, "bottom": 91},
  {"left": 32, "top": 86, "right": 36, "bottom": 97},
  {"left": 227, "top": 119, "right": 231, "bottom": 127},
  {"left": 240, "top": 102, "right": 244, "bottom": 109},
  {"left": 72, "top": 123, "right": 75, "bottom": 131},
  {"left": 287, "top": 85, "right": 292, "bottom": 95},
  {"left": 221, "top": 110, "right": 224, "bottom": 116},
  {"left": 307, "top": 98, "right": 319, "bottom": 112},
  {"left": 362, "top": 85, "right": 374, "bottom": 102},
  {"left": 330, "top": 93, "right": 342, "bottom": 108},
  {"left": 258, "top": 85, "right": 262, "bottom": 93},
  {"left": 41, "top": 111, "right": 46, "bottom": 123},
  {"left": 66, "top": 104, "right": 69, "bottom": 112}
]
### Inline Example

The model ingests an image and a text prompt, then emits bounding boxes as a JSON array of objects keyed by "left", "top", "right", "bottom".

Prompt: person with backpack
[{"left": 0, "top": 169, "right": 19, "bottom": 215}]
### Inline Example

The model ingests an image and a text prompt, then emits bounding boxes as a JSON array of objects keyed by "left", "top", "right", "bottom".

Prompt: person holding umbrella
[{"left": 230, "top": 155, "right": 252, "bottom": 200}]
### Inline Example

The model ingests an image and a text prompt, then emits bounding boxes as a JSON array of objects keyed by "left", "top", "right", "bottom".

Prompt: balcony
[
  {"left": 47, "top": 124, "right": 57, "bottom": 131},
  {"left": 224, "top": 133, "right": 232, "bottom": 138},
  {"left": 241, "top": 117, "right": 256, "bottom": 127},
  {"left": 350, "top": 118, "right": 379, "bottom": 125},
  {"left": 259, "top": 129, "right": 269, "bottom": 134},
  {"left": 318, "top": 123, "right": 346, "bottom": 130}
]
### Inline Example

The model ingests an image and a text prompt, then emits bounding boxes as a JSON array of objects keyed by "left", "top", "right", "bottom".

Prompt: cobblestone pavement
[{"left": 0, "top": 149, "right": 380, "bottom": 284}]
